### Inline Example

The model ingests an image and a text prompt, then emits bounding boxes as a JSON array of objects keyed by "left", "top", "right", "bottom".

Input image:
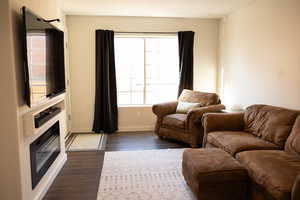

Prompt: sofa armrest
[
  {"left": 202, "top": 112, "right": 244, "bottom": 147},
  {"left": 292, "top": 174, "right": 300, "bottom": 200},
  {"left": 187, "top": 104, "right": 226, "bottom": 129},
  {"left": 152, "top": 101, "right": 178, "bottom": 118}
]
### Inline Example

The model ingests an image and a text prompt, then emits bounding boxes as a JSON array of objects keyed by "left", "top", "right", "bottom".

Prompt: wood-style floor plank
[
  {"left": 43, "top": 132, "right": 188, "bottom": 200},
  {"left": 106, "top": 132, "right": 189, "bottom": 151},
  {"left": 43, "top": 151, "right": 104, "bottom": 200}
]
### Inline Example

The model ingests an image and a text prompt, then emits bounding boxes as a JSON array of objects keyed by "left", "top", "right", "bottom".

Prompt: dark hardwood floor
[
  {"left": 106, "top": 132, "right": 189, "bottom": 151},
  {"left": 43, "top": 132, "right": 188, "bottom": 200},
  {"left": 43, "top": 151, "right": 104, "bottom": 200}
]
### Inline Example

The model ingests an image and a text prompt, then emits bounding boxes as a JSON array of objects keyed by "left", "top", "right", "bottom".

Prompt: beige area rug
[
  {"left": 97, "top": 149, "right": 196, "bottom": 200},
  {"left": 67, "top": 134, "right": 106, "bottom": 151}
]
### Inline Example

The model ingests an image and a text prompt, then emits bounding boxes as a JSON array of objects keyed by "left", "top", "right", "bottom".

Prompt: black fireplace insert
[{"left": 30, "top": 121, "right": 60, "bottom": 189}]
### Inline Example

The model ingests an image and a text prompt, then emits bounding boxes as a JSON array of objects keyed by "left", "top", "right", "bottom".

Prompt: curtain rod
[{"left": 115, "top": 31, "right": 177, "bottom": 34}]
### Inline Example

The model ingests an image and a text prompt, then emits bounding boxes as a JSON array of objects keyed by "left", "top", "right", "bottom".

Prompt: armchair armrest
[
  {"left": 187, "top": 104, "right": 226, "bottom": 129},
  {"left": 202, "top": 112, "right": 244, "bottom": 147},
  {"left": 152, "top": 101, "right": 178, "bottom": 118},
  {"left": 292, "top": 174, "right": 300, "bottom": 200}
]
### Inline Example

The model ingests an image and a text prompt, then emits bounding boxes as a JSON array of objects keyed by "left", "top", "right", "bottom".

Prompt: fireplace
[{"left": 30, "top": 121, "right": 61, "bottom": 189}]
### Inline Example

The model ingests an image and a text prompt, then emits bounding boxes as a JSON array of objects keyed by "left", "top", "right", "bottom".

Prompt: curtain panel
[
  {"left": 93, "top": 30, "right": 118, "bottom": 133},
  {"left": 178, "top": 31, "right": 195, "bottom": 97}
]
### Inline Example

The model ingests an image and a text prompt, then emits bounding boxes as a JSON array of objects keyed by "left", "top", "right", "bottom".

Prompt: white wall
[
  {"left": 0, "top": 0, "right": 23, "bottom": 199},
  {"left": 1, "top": 0, "right": 68, "bottom": 199},
  {"left": 67, "top": 15, "right": 220, "bottom": 132},
  {"left": 219, "top": 0, "right": 300, "bottom": 110}
]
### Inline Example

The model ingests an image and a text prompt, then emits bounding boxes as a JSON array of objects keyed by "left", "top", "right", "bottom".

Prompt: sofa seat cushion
[
  {"left": 207, "top": 131, "right": 280, "bottom": 155},
  {"left": 162, "top": 113, "right": 187, "bottom": 129},
  {"left": 236, "top": 150, "right": 300, "bottom": 200}
]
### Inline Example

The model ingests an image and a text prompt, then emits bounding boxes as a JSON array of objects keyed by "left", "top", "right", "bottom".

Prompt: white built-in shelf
[{"left": 22, "top": 94, "right": 66, "bottom": 137}]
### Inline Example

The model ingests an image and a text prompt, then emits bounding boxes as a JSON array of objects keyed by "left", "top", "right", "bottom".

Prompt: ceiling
[{"left": 62, "top": 0, "right": 254, "bottom": 18}]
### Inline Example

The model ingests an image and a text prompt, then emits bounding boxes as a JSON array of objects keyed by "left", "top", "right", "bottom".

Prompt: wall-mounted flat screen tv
[{"left": 22, "top": 7, "right": 65, "bottom": 107}]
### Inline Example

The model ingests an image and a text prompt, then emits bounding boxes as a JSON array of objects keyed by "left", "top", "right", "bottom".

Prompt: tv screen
[{"left": 22, "top": 7, "right": 65, "bottom": 107}]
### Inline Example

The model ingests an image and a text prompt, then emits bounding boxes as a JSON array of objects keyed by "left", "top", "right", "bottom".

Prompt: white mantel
[{"left": 19, "top": 93, "right": 67, "bottom": 200}]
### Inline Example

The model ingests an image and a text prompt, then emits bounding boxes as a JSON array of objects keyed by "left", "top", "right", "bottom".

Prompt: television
[{"left": 22, "top": 7, "right": 65, "bottom": 107}]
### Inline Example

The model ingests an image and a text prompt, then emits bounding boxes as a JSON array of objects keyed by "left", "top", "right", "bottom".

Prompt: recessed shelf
[{"left": 23, "top": 95, "right": 65, "bottom": 137}]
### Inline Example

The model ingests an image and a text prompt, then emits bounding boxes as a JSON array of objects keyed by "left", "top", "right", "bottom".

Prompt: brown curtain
[
  {"left": 178, "top": 31, "right": 195, "bottom": 97},
  {"left": 92, "top": 30, "right": 118, "bottom": 133}
]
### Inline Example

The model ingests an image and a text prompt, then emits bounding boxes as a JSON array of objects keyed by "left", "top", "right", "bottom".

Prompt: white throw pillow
[{"left": 176, "top": 101, "right": 202, "bottom": 114}]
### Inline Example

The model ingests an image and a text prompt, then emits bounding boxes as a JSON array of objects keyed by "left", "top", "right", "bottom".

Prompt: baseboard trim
[
  {"left": 35, "top": 153, "right": 67, "bottom": 200},
  {"left": 118, "top": 125, "right": 154, "bottom": 132},
  {"left": 72, "top": 125, "right": 154, "bottom": 133}
]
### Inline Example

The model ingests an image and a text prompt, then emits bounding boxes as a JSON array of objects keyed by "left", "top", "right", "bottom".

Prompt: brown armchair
[{"left": 152, "top": 89, "right": 225, "bottom": 147}]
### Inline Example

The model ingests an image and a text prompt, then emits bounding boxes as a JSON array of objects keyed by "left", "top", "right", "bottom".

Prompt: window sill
[{"left": 118, "top": 104, "right": 153, "bottom": 108}]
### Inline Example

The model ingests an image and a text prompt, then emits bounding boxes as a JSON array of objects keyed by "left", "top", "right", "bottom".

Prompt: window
[{"left": 115, "top": 34, "right": 179, "bottom": 105}]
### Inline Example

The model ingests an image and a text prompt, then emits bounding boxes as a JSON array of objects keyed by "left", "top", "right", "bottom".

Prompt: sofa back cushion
[
  {"left": 244, "top": 105, "right": 299, "bottom": 147},
  {"left": 178, "top": 89, "right": 220, "bottom": 106},
  {"left": 285, "top": 116, "right": 300, "bottom": 158}
]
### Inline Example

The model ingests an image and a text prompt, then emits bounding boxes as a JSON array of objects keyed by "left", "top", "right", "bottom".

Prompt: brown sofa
[
  {"left": 152, "top": 89, "right": 225, "bottom": 147},
  {"left": 202, "top": 104, "right": 300, "bottom": 200}
]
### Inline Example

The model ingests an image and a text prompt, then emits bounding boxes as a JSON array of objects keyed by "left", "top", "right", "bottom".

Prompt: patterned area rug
[{"left": 97, "top": 149, "right": 196, "bottom": 200}]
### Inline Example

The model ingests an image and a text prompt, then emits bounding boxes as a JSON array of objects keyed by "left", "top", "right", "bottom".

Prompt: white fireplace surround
[{"left": 20, "top": 94, "right": 67, "bottom": 200}]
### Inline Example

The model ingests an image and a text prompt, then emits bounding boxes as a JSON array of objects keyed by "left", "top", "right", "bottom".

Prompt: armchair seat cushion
[
  {"left": 236, "top": 150, "right": 300, "bottom": 200},
  {"left": 207, "top": 131, "right": 280, "bottom": 155},
  {"left": 162, "top": 113, "right": 187, "bottom": 129}
]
